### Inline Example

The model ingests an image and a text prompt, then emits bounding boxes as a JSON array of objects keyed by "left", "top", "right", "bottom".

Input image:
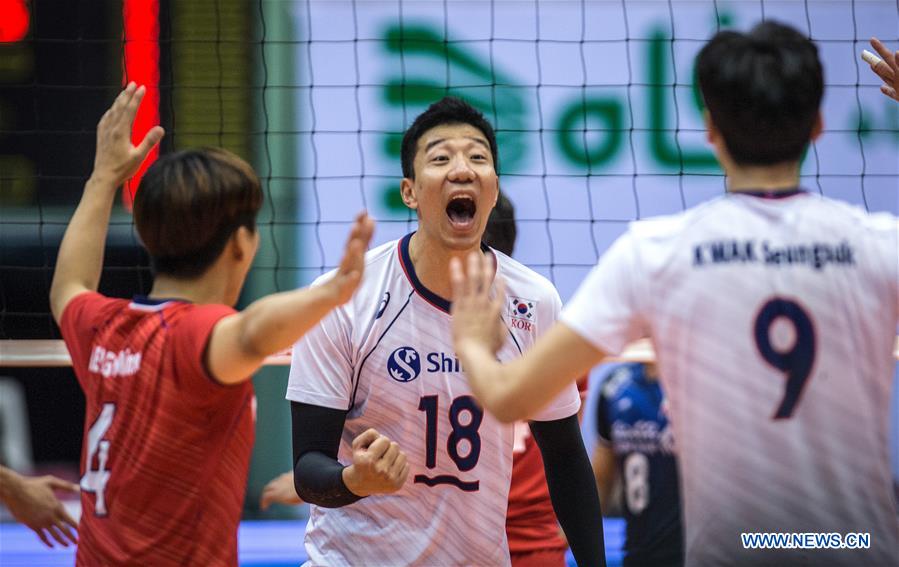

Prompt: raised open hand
[
  {"left": 450, "top": 251, "right": 507, "bottom": 356},
  {"left": 325, "top": 212, "right": 376, "bottom": 305},
  {"left": 863, "top": 38, "right": 899, "bottom": 102},
  {"left": 93, "top": 82, "right": 165, "bottom": 186}
]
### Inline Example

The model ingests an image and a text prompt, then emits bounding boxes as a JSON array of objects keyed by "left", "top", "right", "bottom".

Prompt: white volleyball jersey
[
  {"left": 562, "top": 191, "right": 899, "bottom": 566},
  {"left": 288, "top": 233, "right": 580, "bottom": 567}
]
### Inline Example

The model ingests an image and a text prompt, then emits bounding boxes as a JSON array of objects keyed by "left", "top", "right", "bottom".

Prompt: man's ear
[
  {"left": 400, "top": 178, "right": 418, "bottom": 210},
  {"left": 231, "top": 226, "right": 255, "bottom": 261},
  {"left": 810, "top": 111, "right": 824, "bottom": 142},
  {"left": 703, "top": 109, "right": 717, "bottom": 145}
]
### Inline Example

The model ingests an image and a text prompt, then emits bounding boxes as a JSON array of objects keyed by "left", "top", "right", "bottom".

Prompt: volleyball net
[{"left": 1, "top": 0, "right": 898, "bottom": 356}]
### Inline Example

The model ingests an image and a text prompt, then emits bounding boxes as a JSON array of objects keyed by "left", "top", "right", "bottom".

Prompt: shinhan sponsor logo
[
  {"left": 388, "top": 347, "right": 467, "bottom": 382},
  {"left": 741, "top": 532, "right": 871, "bottom": 550},
  {"left": 88, "top": 346, "right": 142, "bottom": 378},
  {"left": 387, "top": 346, "right": 421, "bottom": 382}
]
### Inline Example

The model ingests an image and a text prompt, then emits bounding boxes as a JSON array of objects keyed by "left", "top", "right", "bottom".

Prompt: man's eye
[
  {"left": 432, "top": 155, "right": 449, "bottom": 162},
  {"left": 471, "top": 154, "right": 487, "bottom": 161}
]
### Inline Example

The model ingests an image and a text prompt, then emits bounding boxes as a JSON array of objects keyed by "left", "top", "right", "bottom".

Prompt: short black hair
[
  {"left": 482, "top": 192, "right": 516, "bottom": 256},
  {"left": 400, "top": 96, "right": 499, "bottom": 179},
  {"left": 697, "top": 21, "right": 823, "bottom": 165},
  {"left": 134, "top": 148, "right": 263, "bottom": 278}
]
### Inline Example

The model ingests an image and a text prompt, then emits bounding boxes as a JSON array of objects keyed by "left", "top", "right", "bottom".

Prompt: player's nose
[{"left": 446, "top": 154, "right": 476, "bottom": 183}]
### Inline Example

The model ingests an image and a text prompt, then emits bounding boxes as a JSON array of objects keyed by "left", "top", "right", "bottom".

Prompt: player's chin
[{"left": 442, "top": 226, "right": 483, "bottom": 250}]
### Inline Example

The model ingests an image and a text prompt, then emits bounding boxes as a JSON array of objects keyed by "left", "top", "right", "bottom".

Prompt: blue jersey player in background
[{"left": 591, "top": 363, "right": 682, "bottom": 567}]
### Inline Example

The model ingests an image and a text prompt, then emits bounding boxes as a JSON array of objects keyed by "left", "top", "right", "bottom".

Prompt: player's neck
[
  {"left": 149, "top": 268, "right": 234, "bottom": 306},
  {"left": 408, "top": 232, "right": 481, "bottom": 301},
  {"left": 726, "top": 160, "right": 801, "bottom": 193}
]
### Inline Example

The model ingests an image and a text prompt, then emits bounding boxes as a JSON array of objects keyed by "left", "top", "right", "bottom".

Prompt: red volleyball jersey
[
  {"left": 60, "top": 292, "right": 255, "bottom": 567},
  {"left": 506, "top": 379, "right": 588, "bottom": 554}
]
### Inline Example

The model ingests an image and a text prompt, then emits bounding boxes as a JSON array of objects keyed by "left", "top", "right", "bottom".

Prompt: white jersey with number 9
[{"left": 562, "top": 192, "right": 899, "bottom": 566}]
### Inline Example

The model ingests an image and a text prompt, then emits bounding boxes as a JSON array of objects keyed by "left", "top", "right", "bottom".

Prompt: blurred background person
[{"left": 591, "top": 363, "right": 682, "bottom": 567}]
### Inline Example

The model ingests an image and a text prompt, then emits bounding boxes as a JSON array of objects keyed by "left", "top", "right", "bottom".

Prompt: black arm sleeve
[
  {"left": 531, "top": 414, "right": 606, "bottom": 567},
  {"left": 290, "top": 401, "right": 363, "bottom": 508}
]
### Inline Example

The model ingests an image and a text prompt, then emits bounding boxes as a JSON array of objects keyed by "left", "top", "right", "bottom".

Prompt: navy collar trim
[
  {"left": 129, "top": 295, "right": 192, "bottom": 311},
  {"left": 733, "top": 188, "right": 806, "bottom": 199},
  {"left": 397, "top": 233, "right": 492, "bottom": 315},
  {"left": 132, "top": 295, "right": 190, "bottom": 305}
]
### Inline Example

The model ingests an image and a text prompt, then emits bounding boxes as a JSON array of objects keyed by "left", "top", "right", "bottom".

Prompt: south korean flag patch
[{"left": 509, "top": 297, "right": 537, "bottom": 323}]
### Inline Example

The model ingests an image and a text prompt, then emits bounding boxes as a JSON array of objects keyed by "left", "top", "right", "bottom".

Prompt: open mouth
[{"left": 446, "top": 195, "right": 477, "bottom": 228}]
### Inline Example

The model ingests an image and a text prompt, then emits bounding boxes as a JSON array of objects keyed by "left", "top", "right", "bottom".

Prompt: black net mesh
[{"left": 1, "top": 0, "right": 897, "bottom": 340}]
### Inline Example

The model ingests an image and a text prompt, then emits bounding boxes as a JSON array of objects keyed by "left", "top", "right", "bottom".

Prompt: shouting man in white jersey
[
  {"left": 287, "top": 97, "right": 604, "bottom": 566},
  {"left": 451, "top": 23, "right": 899, "bottom": 567}
]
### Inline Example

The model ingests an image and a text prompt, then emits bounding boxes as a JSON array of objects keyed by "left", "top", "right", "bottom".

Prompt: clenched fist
[{"left": 342, "top": 429, "right": 409, "bottom": 497}]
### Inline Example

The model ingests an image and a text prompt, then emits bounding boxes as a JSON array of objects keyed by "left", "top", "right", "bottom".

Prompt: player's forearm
[
  {"left": 456, "top": 342, "right": 523, "bottom": 422},
  {"left": 291, "top": 402, "right": 362, "bottom": 508},
  {"left": 293, "top": 451, "right": 362, "bottom": 508},
  {"left": 532, "top": 417, "right": 606, "bottom": 567},
  {"left": 460, "top": 345, "right": 555, "bottom": 423},
  {"left": 596, "top": 476, "right": 614, "bottom": 515},
  {"left": 593, "top": 461, "right": 616, "bottom": 515},
  {"left": 237, "top": 284, "right": 341, "bottom": 358},
  {"left": 50, "top": 175, "right": 117, "bottom": 320},
  {"left": 591, "top": 444, "right": 617, "bottom": 512},
  {"left": 461, "top": 324, "right": 604, "bottom": 423},
  {"left": 551, "top": 466, "right": 606, "bottom": 567}
]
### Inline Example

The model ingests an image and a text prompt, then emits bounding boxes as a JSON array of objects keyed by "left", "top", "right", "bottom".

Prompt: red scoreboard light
[
  {"left": 0, "top": 0, "right": 29, "bottom": 43},
  {"left": 122, "top": 0, "right": 160, "bottom": 209}
]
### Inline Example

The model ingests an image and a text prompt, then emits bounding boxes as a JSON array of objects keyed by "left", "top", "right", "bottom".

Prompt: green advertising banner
[{"left": 287, "top": 0, "right": 897, "bottom": 300}]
